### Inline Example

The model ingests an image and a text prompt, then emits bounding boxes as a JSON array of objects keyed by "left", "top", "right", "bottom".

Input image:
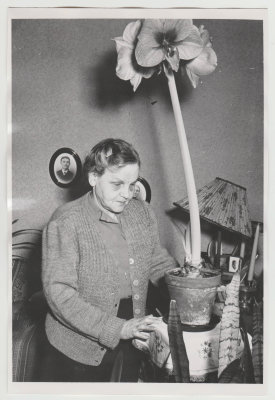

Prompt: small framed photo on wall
[
  {"left": 49, "top": 147, "right": 82, "bottom": 188},
  {"left": 133, "top": 177, "right": 151, "bottom": 203},
  {"left": 228, "top": 256, "right": 241, "bottom": 273}
]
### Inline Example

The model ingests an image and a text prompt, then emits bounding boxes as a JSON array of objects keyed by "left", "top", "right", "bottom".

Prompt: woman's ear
[{"left": 88, "top": 172, "right": 98, "bottom": 187}]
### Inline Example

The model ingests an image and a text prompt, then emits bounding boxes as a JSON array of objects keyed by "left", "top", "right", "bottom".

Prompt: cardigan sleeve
[
  {"left": 146, "top": 205, "right": 179, "bottom": 285},
  {"left": 42, "top": 217, "right": 125, "bottom": 350}
]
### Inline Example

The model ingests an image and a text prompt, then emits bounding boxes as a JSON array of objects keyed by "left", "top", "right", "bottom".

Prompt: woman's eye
[{"left": 112, "top": 183, "right": 121, "bottom": 187}]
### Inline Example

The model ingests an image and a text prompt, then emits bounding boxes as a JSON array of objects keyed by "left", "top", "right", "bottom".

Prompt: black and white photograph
[
  {"left": 228, "top": 256, "right": 240, "bottom": 273},
  {"left": 133, "top": 177, "right": 151, "bottom": 203},
  {"left": 3, "top": 2, "right": 274, "bottom": 399},
  {"left": 49, "top": 147, "right": 82, "bottom": 187}
]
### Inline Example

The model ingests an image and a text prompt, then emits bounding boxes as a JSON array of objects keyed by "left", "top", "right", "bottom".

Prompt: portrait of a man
[{"left": 56, "top": 155, "right": 74, "bottom": 183}]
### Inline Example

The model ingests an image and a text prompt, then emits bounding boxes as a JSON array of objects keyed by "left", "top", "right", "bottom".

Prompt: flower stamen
[{"left": 163, "top": 39, "right": 176, "bottom": 58}]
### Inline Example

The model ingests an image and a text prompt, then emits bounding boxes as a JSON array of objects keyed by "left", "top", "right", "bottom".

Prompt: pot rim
[
  {"left": 165, "top": 267, "right": 221, "bottom": 287},
  {"left": 165, "top": 267, "right": 221, "bottom": 276}
]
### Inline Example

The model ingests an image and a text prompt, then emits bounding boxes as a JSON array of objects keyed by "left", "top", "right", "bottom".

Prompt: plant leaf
[
  {"left": 172, "top": 220, "right": 188, "bottom": 257},
  {"left": 239, "top": 327, "right": 255, "bottom": 383},
  {"left": 109, "top": 349, "right": 124, "bottom": 382},
  {"left": 218, "top": 358, "right": 243, "bottom": 383},
  {"left": 168, "top": 300, "right": 190, "bottom": 382},
  {"left": 252, "top": 300, "right": 263, "bottom": 383},
  {"left": 218, "top": 272, "right": 241, "bottom": 377}
]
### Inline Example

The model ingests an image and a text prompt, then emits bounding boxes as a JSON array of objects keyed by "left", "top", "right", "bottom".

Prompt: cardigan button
[
  {"left": 133, "top": 280, "right": 139, "bottom": 286},
  {"left": 134, "top": 294, "right": 140, "bottom": 300},
  {"left": 129, "top": 258, "right": 134, "bottom": 265},
  {"left": 135, "top": 309, "right": 141, "bottom": 315}
]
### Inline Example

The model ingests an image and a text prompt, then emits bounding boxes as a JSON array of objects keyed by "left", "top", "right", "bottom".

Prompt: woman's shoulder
[
  {"left": 49, "top": 193, "right": 89, "bottom": 224},
  {"left": 126, "top": 198, "right": 156, "bottom": 222}
]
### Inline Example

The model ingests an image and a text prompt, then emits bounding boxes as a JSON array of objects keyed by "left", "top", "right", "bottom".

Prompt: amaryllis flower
[
  {"left": 113, "top": 20, "right": 156, "bottom": 91},
  {"left": 185, "top": 25, "right": 217, "bottom": 88},
  {"left": 113, "top": 19, "right": 217, "bottom": 268},
  {"left": 135, "top": 19, "right": 204, "bottom": 72}
]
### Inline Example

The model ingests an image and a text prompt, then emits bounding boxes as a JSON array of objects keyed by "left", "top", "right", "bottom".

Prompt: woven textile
[{"left": 174, "top": 177, "right": 252, "bottom": 238}]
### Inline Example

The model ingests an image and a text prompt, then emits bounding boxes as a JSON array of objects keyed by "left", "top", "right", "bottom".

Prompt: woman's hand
[{"left": 120, "top": 315, "right": 162, "bottom": 340}]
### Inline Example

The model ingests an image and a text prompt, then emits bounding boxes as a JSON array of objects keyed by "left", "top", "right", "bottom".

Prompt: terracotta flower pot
[{"left": 165, "top": 268, "right": 221, "bottom": 326}]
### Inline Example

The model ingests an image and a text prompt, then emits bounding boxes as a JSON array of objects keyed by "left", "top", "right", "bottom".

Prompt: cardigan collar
[{"left": 85, "top": 191, "right": 124, "bottom": 224}]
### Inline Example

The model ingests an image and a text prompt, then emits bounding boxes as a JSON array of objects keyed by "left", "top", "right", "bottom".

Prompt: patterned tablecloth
[{"left": 133, "top": 319, "right": 246, "bottom": 382}]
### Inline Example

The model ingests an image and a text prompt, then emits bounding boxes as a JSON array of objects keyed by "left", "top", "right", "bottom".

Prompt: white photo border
[{"left": 2, "top": 1, "right": 274, "bottom": 399}]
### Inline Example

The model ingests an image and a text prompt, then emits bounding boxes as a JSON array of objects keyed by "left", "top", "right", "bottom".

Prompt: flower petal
[
  {"left": 135, "top": 44, "right": 165, "bottom": 67},
  {"left": 187, "top": 47, "right": 217, "bottom": 76},
  {"left": 186, "top": 67, "right": 200, "bottom": 88},
  {"left": 115, "top": 46, "right": 136, "bottom": 81},
  {"left": 113, "top": 20, "right": 141, "bottom": 52},
  {"left": 135, "top": 42, "right": 164, "bottom": 67},
  {"left": 163, "top": 19, "right": 193, "bottom": 41},
  {"left": 199, "top": 25, "right": 211, "bottom": 46},
  {"left": 130, "top": 65, "right": 155, "bottom": 91},
  {"left": 130, "top": 74, "right": 142, "bottom": 92},
  {"left": 113, "top": 36, "right": 134, "bottom": 51},
  {"left": 176, "top": 26, "right": 203, "bottom": 60},
  {"left": 137, "top": 19, "right": 165, "bottom": 45},
  {"left": 141, "top": 67, "right": 155, "bottom": 79},
  {"left": 122, "top": 20, "right": 142, "bottom": 44},
  {"left": 137, "top": 19, "right": 163, "bottom": 47},
  {"left": 134, "top": 20, "right": 165, "bottom": 67},
  {"left": 114, "top": 20, "right": 157, "bottom": 91}
]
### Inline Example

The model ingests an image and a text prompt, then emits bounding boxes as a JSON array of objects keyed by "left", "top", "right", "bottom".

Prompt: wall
[{"left": 12, "top": 18, "right": 263, "bottom": 263}]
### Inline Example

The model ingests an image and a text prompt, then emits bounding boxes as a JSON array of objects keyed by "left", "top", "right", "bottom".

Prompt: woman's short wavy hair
[{"left": 83, "top": 138, "right": 141, "bottom": 177}]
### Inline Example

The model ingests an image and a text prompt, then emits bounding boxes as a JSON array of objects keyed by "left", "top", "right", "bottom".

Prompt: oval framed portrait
[
  {"left": 49, "top": 147, "right": 82, "bottom": 188},
  {"left": 133, "top": 177, "right": 151, "bottom": 203}
]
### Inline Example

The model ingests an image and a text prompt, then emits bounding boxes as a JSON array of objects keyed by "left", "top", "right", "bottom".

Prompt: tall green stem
[{"left": 165, "top": 68, "right": 201, "bottom": 266}]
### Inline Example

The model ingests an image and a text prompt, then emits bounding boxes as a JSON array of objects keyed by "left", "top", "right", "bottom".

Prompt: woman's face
[{"left": 90, "top": 163, "right": 140, "bottom": 214}]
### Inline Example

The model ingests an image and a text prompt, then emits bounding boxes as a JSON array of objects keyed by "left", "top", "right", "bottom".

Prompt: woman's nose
[{"left": 120, "top": 185, "right": 131, "bottom": 199}]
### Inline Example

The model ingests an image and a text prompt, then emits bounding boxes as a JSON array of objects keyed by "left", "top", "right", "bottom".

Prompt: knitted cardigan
[{"left": 42, "top": 192, "right": 178, "bottom": 366}]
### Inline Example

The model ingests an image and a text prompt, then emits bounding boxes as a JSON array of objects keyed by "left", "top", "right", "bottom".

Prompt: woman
[{"left": 41, "top": 138, "right": 178, "bottom": 382}]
